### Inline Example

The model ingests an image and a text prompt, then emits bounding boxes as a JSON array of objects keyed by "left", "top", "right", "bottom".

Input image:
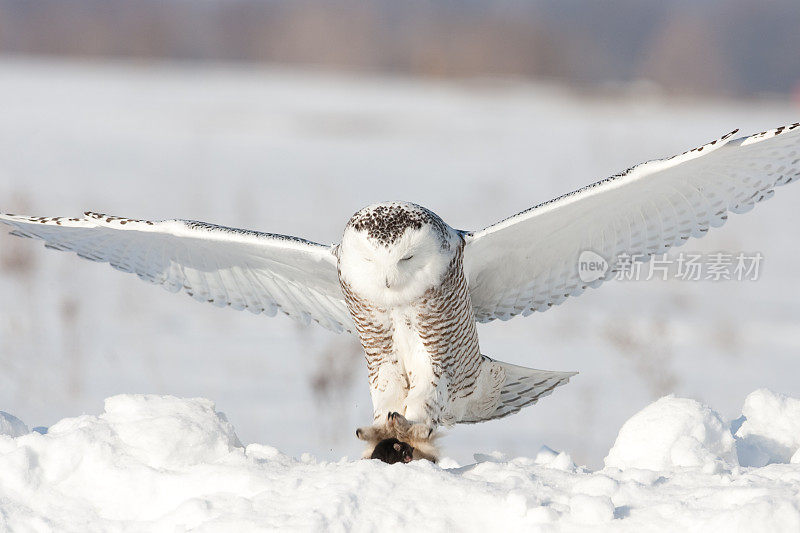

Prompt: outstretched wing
[
  {"left": 464, "top": 123, "right": 800, "bottom": 322},
  {"left": 0, "top": 212, "right": 353, "bottom": 333}
]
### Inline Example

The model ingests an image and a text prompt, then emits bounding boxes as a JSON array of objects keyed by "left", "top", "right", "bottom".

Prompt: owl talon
[{"left": 356, "top": 424, "right": 381, "bottom": 441}]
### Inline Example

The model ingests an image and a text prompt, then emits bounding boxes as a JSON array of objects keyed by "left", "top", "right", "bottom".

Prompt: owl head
[{"left": 338, "top": 202, "right": 461, "bottom": 306}]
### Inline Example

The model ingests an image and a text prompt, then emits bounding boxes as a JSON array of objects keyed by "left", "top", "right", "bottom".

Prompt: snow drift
[
  {"left": 604, "top": 395, "right": 737, "bottom": 472},
  {"left": 734, "top": 389, "right": 800, "bottom": 467},
  {"left": 1, "top": 391, "right": 800, "bottom": 531}
]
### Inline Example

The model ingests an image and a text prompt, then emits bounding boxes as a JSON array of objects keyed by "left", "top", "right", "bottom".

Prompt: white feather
[
  {"left": 464, "top": 123, "right": 800, "bottom": 322},
  {"left": 337, "top": 220, "right": 458, "bottom": 308},
  {"left": 0, "top": 212, "right": 354, "bottom": 333}
]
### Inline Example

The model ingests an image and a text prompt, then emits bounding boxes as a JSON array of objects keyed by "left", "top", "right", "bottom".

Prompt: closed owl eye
[{"left": 401, "top": 255, "right": 414, "bottom": 261}]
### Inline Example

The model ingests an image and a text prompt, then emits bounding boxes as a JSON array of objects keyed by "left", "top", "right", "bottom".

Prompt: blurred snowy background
[{"left": 0, "top": 0, "right": 799, "bottom": 468}]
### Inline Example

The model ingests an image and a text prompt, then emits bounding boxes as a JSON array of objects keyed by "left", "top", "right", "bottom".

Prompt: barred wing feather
[
  {"left": 464, "top": 123, "right": 800, "bottom": 322},
  {"left": 0, "top": 212, "right": 354, "bottom": 333}
]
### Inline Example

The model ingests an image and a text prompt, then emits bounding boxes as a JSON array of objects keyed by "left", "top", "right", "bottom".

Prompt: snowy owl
[{"left": 1, "top": 123, "right": 799, "bottom": 461}]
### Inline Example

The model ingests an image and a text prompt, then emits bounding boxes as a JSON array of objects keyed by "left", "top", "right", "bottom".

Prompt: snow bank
[
  {"left": 735, "top": 389, "right": 800, "bottom": 467},
  {"left": 604, "top": 396, "right": 736, "bottom": 473},
  {"left": 1, "top": 392, "right": 800, "bottom": 531}
]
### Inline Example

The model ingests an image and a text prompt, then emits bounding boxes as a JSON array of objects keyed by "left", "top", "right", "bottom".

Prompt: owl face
[{"left": 339, "top": 203, "right": 458, "bottom": 306}]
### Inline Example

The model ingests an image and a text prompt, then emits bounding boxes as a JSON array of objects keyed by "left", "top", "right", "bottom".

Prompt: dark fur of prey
[{"left": 370, "top": 438, "right": 414, "bottom": 464}]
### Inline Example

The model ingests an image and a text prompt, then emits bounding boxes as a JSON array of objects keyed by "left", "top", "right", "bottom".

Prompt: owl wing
[
  {"left": 463, "top": 123, "right": 800, "bottom": 322},
  {"left": 0, "top": 212, "right": 354, "bottom": 333}
]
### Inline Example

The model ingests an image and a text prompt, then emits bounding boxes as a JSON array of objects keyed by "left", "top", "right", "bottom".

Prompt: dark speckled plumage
[{"left": 348, "top": 202, "right": 449, "bottom": 246}]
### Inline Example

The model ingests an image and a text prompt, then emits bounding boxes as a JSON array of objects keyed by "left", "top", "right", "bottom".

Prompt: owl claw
[
  {"left": 356, "top": 414, "right": 439, "bottom": 463},
  {"left": 356, "top": 425, "right": 379, "bottom": 441},
  {"left": 387, "top": 411, "right": 406, "bottom": 433}
]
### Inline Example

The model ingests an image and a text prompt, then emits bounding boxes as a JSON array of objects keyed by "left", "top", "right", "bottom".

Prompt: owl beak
[{"left": 384, "top": 267, "right": 399, "bottom": 289}]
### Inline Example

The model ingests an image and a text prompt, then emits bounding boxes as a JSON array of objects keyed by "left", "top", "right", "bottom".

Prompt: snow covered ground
[
  {"left": 1, "top": 389, "right": 799, "bottom": 531},
  {"left": 0, "top": 57, "right": 799, "bottom": 528}
]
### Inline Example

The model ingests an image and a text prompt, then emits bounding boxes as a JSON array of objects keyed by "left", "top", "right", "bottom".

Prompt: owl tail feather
[{"left": 464, "top": 356, "right": 577, "bottom": 423}]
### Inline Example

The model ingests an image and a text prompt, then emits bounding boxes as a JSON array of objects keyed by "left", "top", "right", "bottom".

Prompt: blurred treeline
[{"left": 0, "top": 0, "right": 798, "bottom": 97}]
